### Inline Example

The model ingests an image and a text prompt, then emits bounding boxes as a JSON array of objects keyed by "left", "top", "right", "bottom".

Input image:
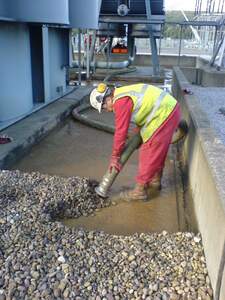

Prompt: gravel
[
  {"left": 191, "top": 85, "right": 225, "bottom": 145},
  {"left": 0, "top": 170, "right": 213, "bottom": 299}
]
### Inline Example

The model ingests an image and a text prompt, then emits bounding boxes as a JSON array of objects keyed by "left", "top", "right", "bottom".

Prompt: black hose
[
  {"left": 72, "top": 103, "right": 114, "bottom": 134},
  {"left": 72, "top": 104, "right": 188, "bottom": 144},
  {"left": 103, "top": 66, "right": 137, "bottom": 84}
]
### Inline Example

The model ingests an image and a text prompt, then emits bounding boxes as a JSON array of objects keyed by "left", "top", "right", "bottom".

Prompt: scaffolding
[
  {"left": 195, "top": 0, "right": 225, "bottom": 15},
  {"left": 193, "top": 0, "right": 225, "bottom": 67}
]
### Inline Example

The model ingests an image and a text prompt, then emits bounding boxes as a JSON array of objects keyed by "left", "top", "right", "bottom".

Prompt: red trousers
[{"left": 136, "top": 104, "right": 181, "bottom": 185}]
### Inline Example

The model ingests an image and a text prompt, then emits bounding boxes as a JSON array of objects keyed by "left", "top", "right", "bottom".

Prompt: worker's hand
[{"left": 109, "top": 155, "right": 122, "bottom": 173}]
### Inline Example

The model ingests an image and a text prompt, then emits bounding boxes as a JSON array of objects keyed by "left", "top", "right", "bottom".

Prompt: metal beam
[
  {"left": 99, "top": 17, "right": 219, "bottom": 27},
  {"left": 145, "top": 0, "right": 160, "bottom": 76},
  {"left": 99, "top": 16, "right": 165, "bottom": 24},
  {"left": 42, "top": 25, "right": 50, "bottom": 102},
  {"left": 178, "top": 20, "right": 219, "bottom": 26}
]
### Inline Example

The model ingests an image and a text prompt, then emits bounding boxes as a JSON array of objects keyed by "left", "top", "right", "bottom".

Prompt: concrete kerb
[
  {"left": 180, "top": 65, "right": 225, "bottom": 87},
  {"left": 172, "top": 66, "right": 225, "bottom": 300},
  {"left": 0, "top": 86, "right": 93, "bottom": 170},
  {"left": 63, "top": 86, "right": 93, "bottom": 101}
]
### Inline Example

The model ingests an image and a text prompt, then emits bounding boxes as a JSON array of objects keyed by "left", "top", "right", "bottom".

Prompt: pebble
[
  {"left": 194, "top": 236, "right": 201, "bottom": 243},
  {"left": 90, "top": 267, "right": 96, "bottom": 273},
  {"left": 58, "top": 279, "right": 68, "bottom": 292},
  {"left": 61, "top": 264, "right": 70, "bottom": 274},
  {"left": 0, "top": 170, "right": 213, "bottom": 299},
  {"left": 58, "top": 256, "right": 66, "bottom": 263},
  {"left": 63, "top": 288, "right": 70, "bottom": 298},
  {"left": 128, "top": 255, "right": 135, "bottom": 262},
  {"left": 53, "top": 288, "right": 60, "bottom": 298},
  {"left": 153, "top": 283, "right": 159, "bottom": 292},
  {"left": 31, "top": 271, "right": 39, "bottom": 280}
]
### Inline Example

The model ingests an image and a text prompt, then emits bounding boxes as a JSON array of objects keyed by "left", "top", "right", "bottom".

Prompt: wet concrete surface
[{"left": 13, "top": 115, "right": 179, "bottom": 235}]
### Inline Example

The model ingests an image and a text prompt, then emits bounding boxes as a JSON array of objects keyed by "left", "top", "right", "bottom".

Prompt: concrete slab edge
[
  {"left": 0, "top": 87, "right": 92, "bottom": 170},
  {"left": 172, "top": 66, "right": 225, "bottom": 300},
  {"left": 173, "top": 67, "right": 225, "bottom": 212}
]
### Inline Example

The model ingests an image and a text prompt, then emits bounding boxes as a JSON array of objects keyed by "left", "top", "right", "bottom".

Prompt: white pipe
[
  {"left": 72, "top": 59, "right": 130, "bottom": 69},
  {"left": 181, "top": 10, "right": 201, "bottom": 43},
  {"left": 72, "top": 34, "right": 136, "bottom": 70}
]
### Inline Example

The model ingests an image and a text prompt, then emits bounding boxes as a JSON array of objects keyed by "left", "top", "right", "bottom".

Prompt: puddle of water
[
  {"left": 63, "top": 188, "right": 178, "bottom": 235},
  {"left": 13, "top": 117, "right": 179, "bottom": 234}
]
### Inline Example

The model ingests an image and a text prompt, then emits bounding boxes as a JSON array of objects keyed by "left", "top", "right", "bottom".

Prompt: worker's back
[{"left": 113, "top": 84, "right": 177, "bottom": 142}]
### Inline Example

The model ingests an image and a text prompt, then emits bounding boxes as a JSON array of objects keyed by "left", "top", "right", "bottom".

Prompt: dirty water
[
  {"left": 63, "top": 184, "right": 178, "bottom": 235},
  {"left": 13, "top": 115, "right": 179, "bottom": 235}
]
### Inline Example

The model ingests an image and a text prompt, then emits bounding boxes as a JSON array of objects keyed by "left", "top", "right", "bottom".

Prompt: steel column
[
  {"left": 78, "top": 28, "right": 82, "bottom": 85},
  {"left": 42, "top": 25, "right": 50, "bottom": 102},
  {"left": 86, "top": 30, "right": 90, "bottom": 80},
  {"left": 213, "top": 26, "right": 218, "bottom": 53},
  {"left": 69, "top": 29, "right": 73, "bottom": 68},
  {"left": 158, "top": 23, "right": 163, "bottom": 55},
  {"left": 145, "top": 0, "right": 160, "bottom": 75},
  {"left": 178, "top": 25, "right": 183, "bottom": 66}
]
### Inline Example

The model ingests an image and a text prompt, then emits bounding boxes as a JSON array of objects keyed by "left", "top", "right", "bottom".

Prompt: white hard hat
[{"left": 90, "top": 83, "right": 109, "bottom": 113}]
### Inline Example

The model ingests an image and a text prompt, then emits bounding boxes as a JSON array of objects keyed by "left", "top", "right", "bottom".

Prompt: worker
[{"left": 90, "top": 83, "right": 181, "bottom": 201}]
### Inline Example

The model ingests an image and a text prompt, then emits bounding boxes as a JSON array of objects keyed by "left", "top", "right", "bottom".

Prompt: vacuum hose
[
  {"left": 72, "top": 103, "right": 114, "bottom": 134},
  {"left": 72, "top": 104, "right": 188, "bottom": 144}
]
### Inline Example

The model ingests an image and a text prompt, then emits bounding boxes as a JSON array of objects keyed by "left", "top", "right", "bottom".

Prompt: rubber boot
[
  {"left": 148, "top": 171, "right": 162, "bottom": 194},
  {"left": 120, "top": 183, "right": 148, "bottom": 201}
]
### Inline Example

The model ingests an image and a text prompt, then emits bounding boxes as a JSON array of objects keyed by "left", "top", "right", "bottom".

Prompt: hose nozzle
[
  {"left": 95, "top": 168, "right": 119, "bottom": 198},
  {"left": 95, "top": 133, "right": 142, "bottom": 198}
]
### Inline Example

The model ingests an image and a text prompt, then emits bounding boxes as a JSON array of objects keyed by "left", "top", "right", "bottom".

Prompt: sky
[{"left": 165, "top": 0, "right": 196, "bottom": 11}]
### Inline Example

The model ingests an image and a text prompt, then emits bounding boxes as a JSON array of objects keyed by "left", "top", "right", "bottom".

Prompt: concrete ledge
[
  {"left": 73, "top": 53, "right": 197, "bottom": 68},
  {"left": 134, "top": 54, "right": 197, "bottom": 68},
  {"left": 200, "top": 65, "right": 225, "bottom": 87},
  {"left": 172, "top": 67, "right": 225, "bottom": 300},
  {"left": 181, "top": 66, "right": 225, "bottom": 87},
  {"left": 0, "top": 86, "right": 93, "bottom": 169},
  {"left": 196, "top": 56, "right": 211, "bottom": 68}
]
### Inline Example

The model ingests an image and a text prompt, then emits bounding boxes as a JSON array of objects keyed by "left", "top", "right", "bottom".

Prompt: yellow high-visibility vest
[{"left": 113, "top": 83, "right": 177, "bottom": 142}]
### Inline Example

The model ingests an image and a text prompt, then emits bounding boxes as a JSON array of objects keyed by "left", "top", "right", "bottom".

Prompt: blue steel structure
[
  {"left": 0, "top": 0, "right": 164, "bottom": 127},
  {"left": 1, "top": 0, "right": 69, "bottom": 24},
  {"left": 0, "top": 0, "right": 71, "bottom": 126}
]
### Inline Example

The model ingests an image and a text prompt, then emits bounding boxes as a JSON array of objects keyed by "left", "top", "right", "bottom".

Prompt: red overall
[{"left": 111, "top": 97, "right": 181, "bottom": 185}]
